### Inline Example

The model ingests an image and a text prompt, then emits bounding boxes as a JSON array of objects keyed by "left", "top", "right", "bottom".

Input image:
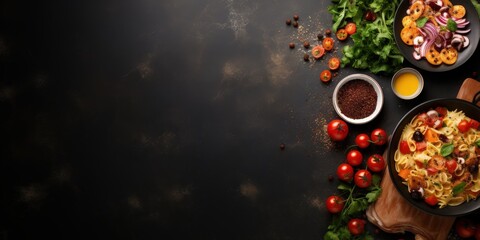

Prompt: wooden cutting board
[{"left": 366, "top": 78, "right": 480, "bottom": 240}]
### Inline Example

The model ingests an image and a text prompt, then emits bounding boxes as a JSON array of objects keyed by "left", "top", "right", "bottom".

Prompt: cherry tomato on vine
[
  {"left": 328, "top": 57, "right": 340, "bottom": 70},
  {"left": 320, "top": 70, "right": 332, "bottom": 83},
  {"left": 322, "top": 37, "right": 334, "bottom": 51},
  {"left": 325, "top": 195, "right": 344, "bottom": 214},
  {"left": 336, "top": 28, "right": 348, "bottom": 41},
  {"left": 455, "top": 218, "right": 476, "bottom": 238},
  {"left": 336, "top": 163, "right": 354, "bottom": 182},
  {"left": 355, "top": 133, "right": 370, "bottom": 148},
  {"left": 399, "top": 140, "right": 411, "bottom": 154},
  {"left": 345, "top": 22, "right": 357, "bottom": 35},
  {"left": 327, "top": 119, "right": 349, "bottom": 141},
  {"left": 347, "top": 218, "right": 365, "bottom": 236},
  {"left": 370, "top": 128, "right": 388, "bottom": 146},
  {"left": 367, "top": 154, "right": 386, "bottom": 172},
  {"left": 458, "top": 119, "right": 471, "bottom": 133},
  {"left": 354, "top": 169, "right": 372, "bottom": 188},
  {"left": 346, "top": 149, "right": 363, "bottom": 166}
]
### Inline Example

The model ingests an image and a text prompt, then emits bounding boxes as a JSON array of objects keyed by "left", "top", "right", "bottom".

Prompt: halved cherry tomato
[
  {"left": 311, "top": 45, "right": 325, "bottom": 59},
  {"left": 345, "top": 22, "right": 357, "bottom": 35},
  {"left": 424, "top": 195, "right": 438, "bottom": 206},
  {"left": 458, "top": 119, "right": 470, "bottom": 133},
  {"left": 446, "top": 159, "right": 458, "bottom": 174},
  {"left": 355, "top": 133, "right": 370, "bottom": 148},
  {"left": 416, "top": 141, "right": 427, "bottom": 152},
  {"left": 328, "top": 57, "right": 340, "bottom": 70},
  {"left": 322, "top": 37, "right": 334, "bottom": 51},
  {"left": 469, "top": 119, "right": 480, "bottom": 130},
  {"left": 320, "top": 70, "right": 332, "bottom": 83},
  {"left": 435, "top": 107, "right": 448, "bottom": 117},
  {"left": 336, "top": 28, "right": 348, "bottom": 41},
  {"left": 399, "top": 140, "right": 411, "bottom": 154}
]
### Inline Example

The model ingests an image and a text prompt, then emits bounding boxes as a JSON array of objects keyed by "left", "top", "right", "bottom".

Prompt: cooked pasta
[{"left": 394, "top": 107, "right": 480, "bottom": 208}]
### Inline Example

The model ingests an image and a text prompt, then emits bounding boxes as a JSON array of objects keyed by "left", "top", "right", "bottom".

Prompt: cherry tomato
[
  {"left": 455, "top": 218, "right": 476, "bottom": 238},
  {"left": 311, "top": 45, "right": 325, "bottom": 59},
  {"left": 424, "top": 195, "right": 438, "bottom": 206},
  {"left": 327, "top": 119, "right": 349, "bottom": 141},
  {"left": 458, "top": 119, "right": 470, "bottom": 133},
  {"left": 367, "top": 154, "right": 386, "bottom": 172},
  {"left": 328, "top": 57, "right": 340, "bottom": 70},
  {"left": 399, "top": 140, "right": 411, "bottom": 154},
  {"left": 446, "top": 159, "right": 458, "bottom": 174},
  {"left": 355, "top": 133, "right": 370, "bottom": 148},
  {"left": 370, "top": 128, "right": 388, "bottom": 146},
  {"left": 345, "top": 22, "right": 357, "bottom": 35},
  {"left": 320, "top": 70, "right": 332, "bottom": 83},
  {"left": 322, "top": 37, "right": 334, "bottom": 51},
  {"left": 336, "top": 28, "right": 348, "bottom": 41},
  {"left": 346, "top": 149, "right": 363, "bottom": 166},
  {"left": 337, "top": 163, "right": 354, "bottom": 182},
  {"left": 354, "top": 169, "right": 372, "bottom": 188},
  {"left": 347, "top": 218, "right": 365, "bottom": 236},
  {"left": 364, "top": 10, "right": 376, "bottom": 21},
  {"left": 435, "top": 107, "right": 448, "bottom": 117},
  {"left": 470, "top": 119, "right": 480, "bottom": 130},
  {"left": 325, "top": 195, "right": 345, "bottom": 214},
  {"left": 415, "top": 141, "right": 427, "bottom": 152}
]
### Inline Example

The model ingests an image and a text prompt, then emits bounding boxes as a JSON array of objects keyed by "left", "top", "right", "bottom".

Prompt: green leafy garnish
[
  {"left": 328, "top": 0, "right": 403, "bottom": 75},
  {"left": 447, "top": 19, "right": 457, "bottom": 32},
  {"left": 416, "top": 17, "right": 428, "bottom": 27},
  {"left": 453, "top": 182, "right": 466, "bottom": 195},
  {"left": 475, "top": 139, "right": 480, "bottom": 147},
  {"left": 471, "top": 0, "right": 480, "bottom": 16},
  {"left": 440, "top": 143, "right": 454, "bottom": 157},
  {"left": 324, "top": 174, "right": 382, "bottom": 239}
]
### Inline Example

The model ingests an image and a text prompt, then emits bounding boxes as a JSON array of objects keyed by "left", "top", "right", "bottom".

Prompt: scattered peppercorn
[
  {"left": 280, "top": 143, "right": 286, "bottom": 150},
  {"left": 325, "top": 29, "right": 332, "bottom": 35},
  {"left": 293, "top": 14, "right": 299, "bottom": 21},
  {"left": 328, "top": 175, "right": 334, "bottom": 182},
  {"left": 303, "top": 41, "right": 310, "bottom": 49},
  {"left": 286, "top": 19, "right": 292, "bottom": 25},
  {"left": 317, "top": 33, "right": 324, "bottom": 40},
  {"left": 289, "top": 42, "right": 295, "bottom": 49},
  {"left": 293, "top": 21, "right": 299, "bottom": 28},
  {"left": 303, "top": 54, "right": 309, "bottom": 61}
]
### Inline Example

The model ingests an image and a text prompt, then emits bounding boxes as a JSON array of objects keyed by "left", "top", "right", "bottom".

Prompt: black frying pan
[{"left": 387, "top": 98, "right": 480, "bottom": 216}]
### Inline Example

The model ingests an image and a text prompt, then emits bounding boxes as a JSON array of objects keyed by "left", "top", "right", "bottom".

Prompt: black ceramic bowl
[
  {"left": 388, "top": 98, "right": 480, "bottom": 216},
  {"left": 393, "top": 0, "right": 480, "bottom": 72}
]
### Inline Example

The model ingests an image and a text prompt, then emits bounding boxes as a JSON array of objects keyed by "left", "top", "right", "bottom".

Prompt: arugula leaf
[
  {"left": 453, "top": 182, "right": 467, "bottom": 195},
  {"left": 441, "top": 143, "right": 454, "bottom": 157}
]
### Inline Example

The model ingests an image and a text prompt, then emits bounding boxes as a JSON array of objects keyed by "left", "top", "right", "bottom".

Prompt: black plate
[
  {"left": 393, "top": 0, "right": 480, "bottom": 72},
  {"left": 388, "top": 98, "right": 480, "bottom": 216}
]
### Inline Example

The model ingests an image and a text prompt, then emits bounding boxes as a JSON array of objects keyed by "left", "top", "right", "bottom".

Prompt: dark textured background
[{"left": 1, "top": 0, "right": 479, "bottom": 239}]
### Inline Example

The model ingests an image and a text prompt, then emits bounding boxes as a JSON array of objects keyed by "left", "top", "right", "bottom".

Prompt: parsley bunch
[
  {"left": 328, "top": 0, "right": 403, "bottom": 75},
  {"left": 324, "top": 174, "right": 382, "bottom": 240}
]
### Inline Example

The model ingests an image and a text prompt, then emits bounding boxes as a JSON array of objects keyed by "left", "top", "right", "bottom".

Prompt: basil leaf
[
  {"left": 447, "top": 19, "right": 457, "bottom": 32},
  {"left": 441, "top": 143, "right": 454, "bottom": 157},
  {"left": 453, "top": 182, "right": 466, "bottom": 195},
  {"left": 416, "top": 17, "right": 428, "bottom": 27}
]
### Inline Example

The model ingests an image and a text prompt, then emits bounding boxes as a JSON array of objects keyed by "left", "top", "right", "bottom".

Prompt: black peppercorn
[
  {"left": 293, "top": 21, "right": 299, "bottom": 28},
  {"left": 293, "top": 14, "right": 299, "bottom": 21},
  {"left": 303, "top": 41, "right": 310, "bottom": 49},
  {"left": 280, "top": 143, "right": 286, "bottom": 150},
  {"left": 286, "top": 19, "right": 292, "bottom": 25},
  {"left": 317, "top": 33, "right": 324, "bottom": 40},
  {"left": 303, "top": 54, "right": 309, "bottom": 61},
  {"left": 288, "top": 42, "right": 295, "bottom": 49},
  {"left": 325, "top": 29, "right": 332, "bottom": 35}
]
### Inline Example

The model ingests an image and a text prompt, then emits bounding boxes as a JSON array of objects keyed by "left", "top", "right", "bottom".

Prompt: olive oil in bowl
[{"left": 392, "top": 68, "right": 424, "bottom": 100}]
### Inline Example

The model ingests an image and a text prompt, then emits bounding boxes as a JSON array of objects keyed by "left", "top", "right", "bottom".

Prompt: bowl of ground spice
[{"left": 332, "top": 74, "right": 384, "bottom": 124}]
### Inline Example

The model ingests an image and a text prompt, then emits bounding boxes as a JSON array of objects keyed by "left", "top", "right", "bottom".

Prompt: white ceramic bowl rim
[
  {"left": 391, "top": 67, "right": 424, "bottom": 100},
  {"left": 332, "top": 74, "right": 384, "bottom": 125}
]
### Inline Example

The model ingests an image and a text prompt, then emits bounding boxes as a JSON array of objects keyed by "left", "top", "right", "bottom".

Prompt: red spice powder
[{"left": 337, "top": 80, "right": 377, "bottom": 119}]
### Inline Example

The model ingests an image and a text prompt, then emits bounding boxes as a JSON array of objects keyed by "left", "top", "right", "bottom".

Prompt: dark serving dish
[
  {"left": 387, "top": 98, "right": 480, "bottom": 216},
  {"left": 393, "top": 0, "right": 480, "bottom": 72}
]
